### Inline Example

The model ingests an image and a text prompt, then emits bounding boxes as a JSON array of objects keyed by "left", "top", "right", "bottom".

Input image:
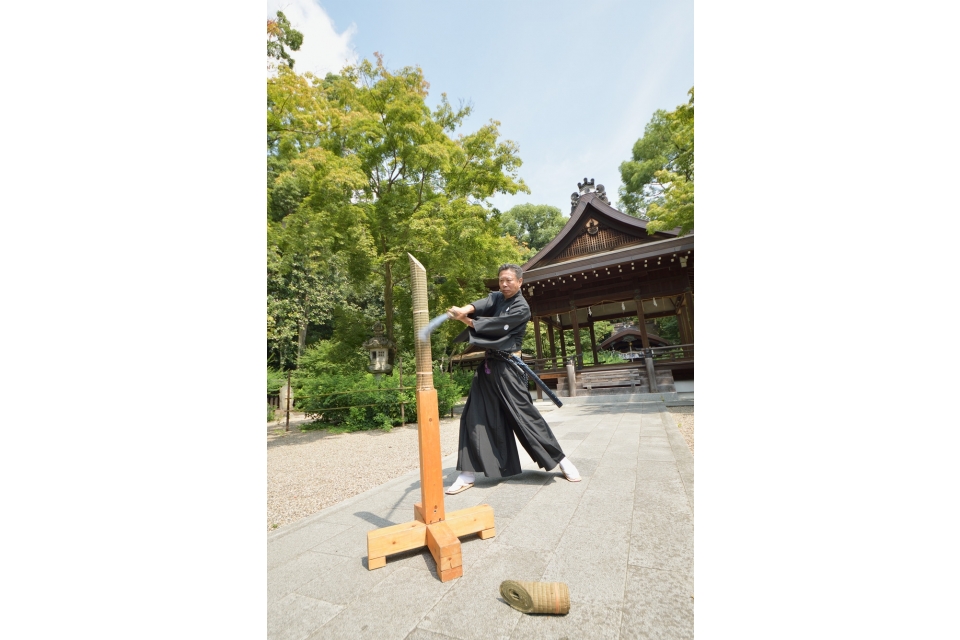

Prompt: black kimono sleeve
[{"left": 453, "top": 292, "right": 530, "bottom": 352}]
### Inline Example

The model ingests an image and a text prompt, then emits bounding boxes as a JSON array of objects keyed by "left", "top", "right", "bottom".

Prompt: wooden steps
[{"left": 555, "top": 367, "right": 676, "bottom": 397}]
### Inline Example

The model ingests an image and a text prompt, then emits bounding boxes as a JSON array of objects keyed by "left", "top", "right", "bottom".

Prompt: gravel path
[
  {"left": 268, "top": 404, "right": 695, "bottom": 532},
  {"left": 667, "top": 406, "right": 694, "bottom": 456},
  {"left": 267, "top": 414, "right": 462, "bottom": 532}
]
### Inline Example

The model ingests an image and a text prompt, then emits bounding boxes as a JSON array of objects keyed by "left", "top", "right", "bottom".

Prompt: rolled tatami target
[{"left": 499, "top": 580, "right": 570, "bottom": 615}]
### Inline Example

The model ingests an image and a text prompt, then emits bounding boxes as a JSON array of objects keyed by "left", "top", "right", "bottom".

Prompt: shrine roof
[
  {"left": 521, "top": 192, "right": 680, "bottom": 272},
  {"left": 521, "top": 233, "right": 694, "bottom": 283}
]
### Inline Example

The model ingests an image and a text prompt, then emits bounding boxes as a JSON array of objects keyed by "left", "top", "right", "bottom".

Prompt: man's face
[{"left": 499, "top": 269, "right": 522, "bottom": 299}]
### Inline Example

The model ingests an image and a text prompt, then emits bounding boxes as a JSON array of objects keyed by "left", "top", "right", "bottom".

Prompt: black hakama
[{"left": 456, "top": 355, "right": 565, "bottom": 478}]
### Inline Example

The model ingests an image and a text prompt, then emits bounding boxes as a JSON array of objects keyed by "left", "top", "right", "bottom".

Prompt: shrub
[
  {"left": 294, "top": 370, "right": 413, "bottom": 431},
  {"left": 267, "top": 403, "right": 276, "bottom": 422},
  {"left": 290, "top": 364, "right": 468, "bottom": 431},
  {"left": 267, "top": 367, "right": 287, "bottom": 394},
  {"left": 434, "top": 368, "right": 465, "bottom": 417},
  {"left": 450, "top": 368, "right": 475, "bottom": 396},
  {"left": 296, "top": 338, "right": 368, "bottom": 378}
]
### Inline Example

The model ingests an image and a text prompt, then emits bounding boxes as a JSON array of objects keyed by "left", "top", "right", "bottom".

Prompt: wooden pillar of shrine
[
  {"left": 569, "top": 302, "right": 583, "bottom": 367},
  {"left": 634, "top": 291, "right": 659, "bottom": 392},
  {"left": 558, "top": 323, "right": 568, "bottom": 361},
  {"left": 677, "top": 308, "right": 691, "bottom": 345},
  {"left": 633, "top": 293, "right": 652, "bottom": 350},
  {"left": 547, "top": 322, "right": 557, "bottom": 369},
  {"left": 532, "top": 316, "right": 543, "bottom": 400},
  {"left": 588, "top": 318, "right": 599, "bottom": 366}
]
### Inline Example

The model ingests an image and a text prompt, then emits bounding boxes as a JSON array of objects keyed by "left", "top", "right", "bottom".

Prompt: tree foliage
[
  {"left": 500, "top": 203, "right": 566, "bottom": 260},
  {"left": 618, "top": 88, "right": 694, "bottom": 235},
  {"left": 267, "top": 11, "right": 304, "bottom": 70},
  {"left": 267, "top": 54, "right": 530, "bottom": 372}
]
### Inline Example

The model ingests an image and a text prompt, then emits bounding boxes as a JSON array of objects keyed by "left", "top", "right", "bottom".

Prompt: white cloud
[{"left": 267, "top": 0, "right": 357, "bottom": 77}]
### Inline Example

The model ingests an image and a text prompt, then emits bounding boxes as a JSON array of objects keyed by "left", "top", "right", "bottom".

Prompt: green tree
[
  {"left": 500, "top": 203, "right": 566, "bottom": 259},
  {"left": 267, "top": 64, "right": 378, "bottom": 368},
  {"left": 306, "top": 55, "right": 529, "bottom": 352},
  {"left": 267, "top": 57, "right": 529, "bottom": 370},
  {"left": 267, "top": 11, "right": 304, "bottom": 69},
  {"left": 618, "top": 88, "right": 694, "bottom": 235},
  {"left": 654, "top": 316, "right": 681, "bottom": 344}
]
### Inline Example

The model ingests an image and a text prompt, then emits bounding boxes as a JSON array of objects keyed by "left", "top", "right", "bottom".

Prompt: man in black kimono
[{"left": 444, "top": 263, "right": 580, "bottom": 494}]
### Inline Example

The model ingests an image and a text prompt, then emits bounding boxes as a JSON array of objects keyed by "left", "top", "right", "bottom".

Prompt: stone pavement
[{"left": 267, "top": 397, "right": 694, "bottom": 640}]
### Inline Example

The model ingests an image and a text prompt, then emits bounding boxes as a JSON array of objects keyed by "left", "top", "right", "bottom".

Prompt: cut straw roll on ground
[{"left": 500, "top": 580, "right": 570, "bottom": 615}]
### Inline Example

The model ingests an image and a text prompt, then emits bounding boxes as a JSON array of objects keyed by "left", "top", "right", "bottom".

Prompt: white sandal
[{"left": 445, "top": 479, "right": 474, "bottom": 494}]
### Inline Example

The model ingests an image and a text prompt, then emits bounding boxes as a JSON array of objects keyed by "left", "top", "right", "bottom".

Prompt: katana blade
[{"left": 418, "top": 313, "right": 451, "bottom": 342}]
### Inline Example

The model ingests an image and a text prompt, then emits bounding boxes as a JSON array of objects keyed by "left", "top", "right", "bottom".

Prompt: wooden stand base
[{"left": 366, "top": 504, "right": 496, "bottom": 581}]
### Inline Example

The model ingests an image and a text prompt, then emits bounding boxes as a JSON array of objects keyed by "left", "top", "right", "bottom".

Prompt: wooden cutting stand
[{"left": 365, "top": 254, "right": 496, "bottom": 582}]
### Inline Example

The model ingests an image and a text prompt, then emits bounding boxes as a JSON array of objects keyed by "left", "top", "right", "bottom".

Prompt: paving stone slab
[
  {"left": 493, "top": 490, "right": 581, "bottom": 551},
  {"left": 417, "top": 544, "right": 553, "bottom": 640},
  {"left": 628, "top": 506, "right": 694, "bottom": 575},
  {"left": 295, "top": 552, "right": 402, "bottom": 605},
  {"left": 405, "top": 628, "right": 462, "bottom": 640},
  {"left": 597, "top": 450, "right": 640, "bottom": 470},
  {"left": 485, "top": 492, "right": 536, "bottom": 521},
  {"left": 587, "top": 466, "right": 638, "bottom": 494},
  {"left": 556, "top": 430, "right": 592, "bottom": 440},
  {"left": 563, "top": 491, "right": 635, "bottom": 545},
  {"left": 636, "top": 460, "right": 683, "bottom": 484},
  {"left": 541, "top": 491, "right": 635, "bottom": 605},
  {"left": 636, "top": 445, "right": 677, "bottom": 462},
  {"left": 550, "top": 473, "right": 593, "bottom": 497},
  {"left": 634, "top": 479, "right": 691, "bottom": 518},
  {"left": 309, "top": 566, "right": 456, "bottom": 640},
  {"left": 511, "top": 599, "right": 624, "bottom": 640},
  {"left": 268, "top": 593, "right": 344, "bottom": 640},
  {"left": 639, "top": 428, "right": 668, "bottom": 437},
  {"left": 541, "top": 545, "right": 630, "bottom": 607},
  {"left": 268, "top": 550, "right": 351, "bottom": 604},
  {"left": 309, "top": 521, "right": 378, "bottom": 559},
  {"left": 615, "top": 424, "right": 644, "bottom": 437},
  {"left": 268, "top": 521, "right": 353, "bottom": 570},
  {"left": 620, "top": 566, "right": 694, "bottom": 640},
  {"left": 570, "top": 441, "right": 615, "bottom": 458}
]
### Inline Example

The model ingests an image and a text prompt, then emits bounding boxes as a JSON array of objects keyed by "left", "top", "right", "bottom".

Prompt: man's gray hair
[{"left": 498, "top": 263, "right": 523, "bottom": 281}]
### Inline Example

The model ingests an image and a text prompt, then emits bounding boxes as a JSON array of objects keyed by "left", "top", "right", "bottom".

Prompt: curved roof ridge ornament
[{"left": 572, "top": 177, "right": 607, "bottom": 211}]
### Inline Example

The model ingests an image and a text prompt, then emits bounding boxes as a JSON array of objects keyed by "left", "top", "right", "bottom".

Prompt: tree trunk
[
  {"left": 384, "top": 260, "right": 395, "bottom": 366},
  {"left": 297, "top": 321, "right": 307, "bottom": 359}
]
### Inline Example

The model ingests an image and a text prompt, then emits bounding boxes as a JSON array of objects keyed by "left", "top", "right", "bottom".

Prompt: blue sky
[{"left": 267, "top": 0, "right": 693, "bottom": 215}]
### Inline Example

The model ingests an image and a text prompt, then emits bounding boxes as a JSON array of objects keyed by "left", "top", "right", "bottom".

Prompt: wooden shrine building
[{"left": 482, "top": 178, "right": 694, "bottom": 393}]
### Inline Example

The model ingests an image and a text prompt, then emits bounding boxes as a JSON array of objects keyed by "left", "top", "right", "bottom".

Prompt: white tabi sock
[
  {"left": 558, "top": 457, "right": 580, "bottom": 480},
  {"left": 446, "top": 471, "right": 475, "bottom": 493}
]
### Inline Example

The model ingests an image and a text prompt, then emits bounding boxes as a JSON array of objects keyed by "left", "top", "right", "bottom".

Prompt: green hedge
[{"left": 292, "top": 367, "right": 465, "bottom": 432}]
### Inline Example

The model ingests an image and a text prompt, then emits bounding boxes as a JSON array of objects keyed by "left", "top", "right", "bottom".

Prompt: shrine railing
[
  {"left": 649, "top": 344, "right": 694, "bottom": 363},
  {"left": 525, "top": 353, "right": 585, "bottom": 372},
  {"left": 525, "top": 343, "right": 693, "bottom": 372}
]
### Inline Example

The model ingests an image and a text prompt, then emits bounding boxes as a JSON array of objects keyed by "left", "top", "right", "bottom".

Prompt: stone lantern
[{"left": 362, "top": 321, "right": 394, "bottom": 379}]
